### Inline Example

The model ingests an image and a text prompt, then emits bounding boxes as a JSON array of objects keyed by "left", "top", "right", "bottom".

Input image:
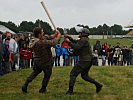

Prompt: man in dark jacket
[
  {"left": 65, "top": 27, "right": 102, "bottom": 95},
  {"left": 22, "top": 27, "right": 61, "bottom": 93},
  {"left": 0, "top": 31, "right": 4, "bottom": 75}
]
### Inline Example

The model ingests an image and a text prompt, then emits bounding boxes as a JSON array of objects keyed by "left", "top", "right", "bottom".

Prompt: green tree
[
  {"left": 34, "top": 19, "right": 52, "bottom": 35},
  {"left": 19, "top": 21, "right": 34, "bottom": 32}
]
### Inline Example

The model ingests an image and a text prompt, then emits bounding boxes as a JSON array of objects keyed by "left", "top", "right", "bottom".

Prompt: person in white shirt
[
  {"left": 8, "top": 34, "right": 19, "bottom": 71},
  {"left": 51, "top": 46, "right": 56, "bottom": 66}
]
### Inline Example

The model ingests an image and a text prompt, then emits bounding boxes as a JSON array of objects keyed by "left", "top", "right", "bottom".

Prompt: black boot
[
  {"left": 96, "top": 84, "right": 103, "bottom": 93},
  {"left": 22, "top": 84, "right": 28, "bottom": 93},
  {"left": 66, "top": 86, "right": 74, "bottom": 95},
  {"left": 39, "top": 86, "right": 46, "bottom": 93},
  {"left": 66, "top": 90, "right": 74, "bottom": 95}
]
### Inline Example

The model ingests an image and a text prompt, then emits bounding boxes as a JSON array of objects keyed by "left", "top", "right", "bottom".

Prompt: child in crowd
[
  {"left": 20, "top": 43, "right": 28, "bottom": 68},
  {"left": 55, "top": 41, "right": 62, "bottom": 66},
  {"left": 25, "top": 46, "right": 32, "bottom": 68},
  {"left": 93, "top": 50, "right": 99, "bottom": 66},
  {"left": 3, "top": 38, "right": 11, "bottom": 73}
]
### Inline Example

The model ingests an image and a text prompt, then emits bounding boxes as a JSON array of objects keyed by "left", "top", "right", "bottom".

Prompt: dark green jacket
[
  {"left": 68, "top": 37, "right": 93, "bottom": 61},
  {"left": 32, "top": 36, "right": 58, "bottom": 65}
]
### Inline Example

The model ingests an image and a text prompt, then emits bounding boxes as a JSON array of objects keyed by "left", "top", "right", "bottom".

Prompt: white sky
[{"left": 0, "top": 0, "right": 133, "bottom": 29}]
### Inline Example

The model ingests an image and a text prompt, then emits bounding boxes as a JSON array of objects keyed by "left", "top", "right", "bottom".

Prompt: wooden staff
[{"left": 40, "top": 1, "right": 57, "bottom": 30}]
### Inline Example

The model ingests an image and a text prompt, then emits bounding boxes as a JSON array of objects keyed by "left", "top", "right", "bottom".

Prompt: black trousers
[
  {"left": 55, "top": 56, "right": 60, "bottom": 66},
  {"left": 68, "top": 61, "right": 100, "bottom": 91},
  {"left": 24, "top": 62, "right": 52, "bottom": 89}
]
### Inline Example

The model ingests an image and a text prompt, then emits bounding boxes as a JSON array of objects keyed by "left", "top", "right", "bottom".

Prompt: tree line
[{"left": 0, "top": 19, "right": 130, "bottom": 35}]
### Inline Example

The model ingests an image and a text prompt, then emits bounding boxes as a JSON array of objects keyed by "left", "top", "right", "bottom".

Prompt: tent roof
[
  {"left": 0, "top": 25, "right": 16, "bottom": 34},
  {"left": 127, "top": 30, "right": 133, "bottom": 36},
  {"left": 125, "top": 25, "right": 133, "bottom": 28}
]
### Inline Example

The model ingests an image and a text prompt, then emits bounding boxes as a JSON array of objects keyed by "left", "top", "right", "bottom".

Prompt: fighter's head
[
  {"left": 33, "top": 27, "right": 44, "bottom": 38},
  {"left": 75, "top": 25, "right": 90, "bottom": 37}
]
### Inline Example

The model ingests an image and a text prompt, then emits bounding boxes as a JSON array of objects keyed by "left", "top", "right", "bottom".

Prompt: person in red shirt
[
  {"left": 62, "top": 38, "right": 71, "bottom": 66},
  {"left": 20, "top": 43, "right": 27, "bottom": 68},
  {"left": 25, "top": 47, "right": 32, "bottom": 67},
  {"left": 104, "top": 42, "right": 109, "bottom": 58}
]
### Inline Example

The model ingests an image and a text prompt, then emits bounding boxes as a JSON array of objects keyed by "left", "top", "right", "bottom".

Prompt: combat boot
[
  {"left": 66, "top": 90, "right": 74, "bottom": 95},
  {"left": 22, "top": 84, "right": 28, "bottom": 93},
  {"left": 96, "top": 83, "right": 103, "bottom": 93},
  {"left": 66, "top": 86, "right": 74, "bottom": 95},
  {"left": 39, "top": 86, "right": 47, "bottom": 93}
]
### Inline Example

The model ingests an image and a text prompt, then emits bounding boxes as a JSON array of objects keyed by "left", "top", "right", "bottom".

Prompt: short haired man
[
  {"left": 65, "top": 27, "right": 102, "bottom": 95},
  {"left": 22, "top": 27, "right": 61, "bottom": 93}
]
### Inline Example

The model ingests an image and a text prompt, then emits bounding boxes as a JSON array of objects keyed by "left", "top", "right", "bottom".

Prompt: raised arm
[{"left": 41, "top": 30, "right": 61, "bottom": 46}]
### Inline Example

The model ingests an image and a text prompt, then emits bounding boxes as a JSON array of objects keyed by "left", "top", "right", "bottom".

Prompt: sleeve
[
  {"left": 68, "top": 40, "right": 85, "bottom": 50},
  {"left": 66, "top": 36, "right": 77, "bottom": 43},
  {"left": 41, "top": 38, "right": 58, "bottom": 46},
  {"left": 46, "top": 35, "right": 55, "bottom": 40}
]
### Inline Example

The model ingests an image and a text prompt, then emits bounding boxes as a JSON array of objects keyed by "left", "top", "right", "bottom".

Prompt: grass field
[
  {"left": 0, "top": 66, "right": 133, "bottom": 100},
  {"left": 89, "top": 38, "right": 133, "bottom": 47},
  {"left": 61, "top": 38, "right": 133, "bottom": 47}
]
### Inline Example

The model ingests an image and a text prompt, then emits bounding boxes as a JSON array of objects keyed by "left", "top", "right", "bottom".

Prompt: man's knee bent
[{"left": 81, "top": 74, "right": 88, "bottom": 81}]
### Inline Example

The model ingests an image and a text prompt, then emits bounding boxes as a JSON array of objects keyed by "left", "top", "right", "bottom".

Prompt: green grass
[
  {"left": 0, "top": 66, "right": 133, "bottom": 100},
  {"left": 61, "top": 38, "right": 133, "bottom": 47},
  {"left": 89, "top": 38, "right": 133, "bottom": 47}
]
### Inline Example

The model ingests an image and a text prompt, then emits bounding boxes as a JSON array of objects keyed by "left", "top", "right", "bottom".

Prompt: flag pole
[{"left": 40, "top": 1, "right": 57, "bottom": 31}]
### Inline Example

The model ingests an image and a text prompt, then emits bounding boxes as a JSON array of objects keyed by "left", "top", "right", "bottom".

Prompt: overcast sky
[{"left": 0, "top": 0, "right": 133, "bottom": 29}]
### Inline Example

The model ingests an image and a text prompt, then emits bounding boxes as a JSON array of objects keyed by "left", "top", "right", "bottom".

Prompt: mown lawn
[
  {"left": 90, "top": 38, "right": 133, "bottom": 47},
  {"left": 61, "top": 38, "right": 133, "bottom": 47},
  {"left": 0, "top": 66, "right": 133, "bottom": 100}
]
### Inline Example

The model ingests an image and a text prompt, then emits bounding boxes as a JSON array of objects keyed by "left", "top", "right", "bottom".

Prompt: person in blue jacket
[
  {"left": 62, "top": 46, "right": 68, "bottom": 66},
  {"left": 55, "top": 42, "right": 62, "bottom": 66}
]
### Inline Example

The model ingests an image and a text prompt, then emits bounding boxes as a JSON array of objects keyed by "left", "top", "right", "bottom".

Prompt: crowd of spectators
[
  {"left": 0, "top": 31, "right": 79, "bottom": 76},
  {"left": 93, "top": 40, "right": 133, "bottom": 66},
  {"left": 0, "top": 31, "right": 33, "bottom": 75},
  {"left": 1, "top": 31, "right": 133, "bottom": 76}
]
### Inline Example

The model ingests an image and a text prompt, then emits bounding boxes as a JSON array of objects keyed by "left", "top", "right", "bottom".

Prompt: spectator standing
[
  {"left": 25, "top": 37, "right": 30, "bottom": 46},
  {"left": 118, "top": 50, "right": 123, "bottom": 66},
  {"left": 18, "top": 34, "right": 25, "bottom": 67},
  {"left": 107, "top": 45, "right": 114, "bottom": 66},
  {"left": 104, "top": 43, "right": 109, "bottom": 57},
  {"left": 9, "top": 34, "right": 18, "bottom": 71},
  {"left": 92, "top": 50, "right": 98, "bottom": 66},
  {"left": 113, "top": 51, "right": 118, "bottom": 65},
  {"left": 130, "top": 44, "right": 133, "bottom": 65},
  {"left": 67, "top": 48, "right": 74, "bottom": 66},
  {"left": 122, "top": 46, "right": 130, "bottom": 66},
  {"left": 3, "top": 38, "right": 11, "bottom": 73},
  {"left": 18, "top": 34, "right": 25, "bottom": 50},
  {"left": 25, "top": 46, "right": 32, "bottom": 68},
  {"left": 93, "top": 40, "right": 102, "bottom": 56},
  {"left": 55, "top": 42, "right": 62, "bottom": 66},
  {"left": 62, "top": 38, "right": 71, "bottom": 66},
  {"left": 101, "top": 45, "right": 106, "bottom": 66},
  {"left": 0, "top": 31, "right": 4, "bottom": 75},
  {"left": 20, "top": 43, "right": 27, "bottom": 68},
  {"left": 114, "top": 42, "right": 120, "bottom": 52},
  {"left": 51, "top": 46, "right": 56, "bottom": 66},
  {"left": 62, "top": 46, "right": 68, "bottom": 66}
]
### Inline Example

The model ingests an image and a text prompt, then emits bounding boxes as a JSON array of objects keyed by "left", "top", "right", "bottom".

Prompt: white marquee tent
[
  {"left": 0, "top": 25, "right": 15, "bottom": 34},
  {"left": 125, "top": 21, "right": 133, "bottom": 28}
]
